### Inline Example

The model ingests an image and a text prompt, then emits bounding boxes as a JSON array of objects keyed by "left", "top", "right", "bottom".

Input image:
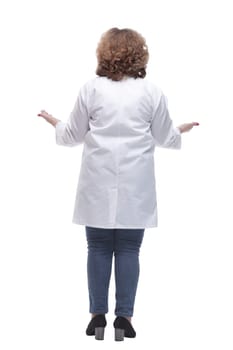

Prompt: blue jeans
[{"left": 85, "top": 226, "right": 145, "bottom": 318}]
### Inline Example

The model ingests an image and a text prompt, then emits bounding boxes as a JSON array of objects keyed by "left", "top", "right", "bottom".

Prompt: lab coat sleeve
[
  {"left": 151, "top": 93, "right": 181, "bottom": 149},
  {"left": 55, "top": 85, "right": 90, "bottom": 147}
]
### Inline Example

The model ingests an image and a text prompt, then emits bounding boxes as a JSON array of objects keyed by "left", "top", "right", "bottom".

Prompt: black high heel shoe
[
  {"left": 113, "top": 316, "right": 136, "bottom": 341},
  {"left": 86, "top": 314, "right": 107, "bottom": 340}
]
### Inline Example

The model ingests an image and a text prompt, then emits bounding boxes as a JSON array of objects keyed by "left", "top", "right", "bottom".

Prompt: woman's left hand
[{"left": 37, "top": 110, "right": 60, "bottom": 126}]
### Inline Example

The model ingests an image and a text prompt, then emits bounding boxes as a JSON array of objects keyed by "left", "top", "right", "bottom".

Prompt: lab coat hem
[{"left": 71, "top": 219, "right": 158, "bottom": 229}]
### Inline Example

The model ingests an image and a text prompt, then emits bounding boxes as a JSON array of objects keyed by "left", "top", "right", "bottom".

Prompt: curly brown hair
[{"left": 96, "top": 28, "right": 149, "bottom": 81}]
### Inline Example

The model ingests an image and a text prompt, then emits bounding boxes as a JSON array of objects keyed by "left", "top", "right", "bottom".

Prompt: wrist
[{"left": 48, "top": 116, "right": 61, "bottom": 127}]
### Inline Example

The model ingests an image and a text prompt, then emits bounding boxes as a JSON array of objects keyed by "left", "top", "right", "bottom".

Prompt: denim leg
[
  {"left": 114, "top": 228, "right": 145, "bottom": 317},
  {"left": 85, "top": 226, "right": 114, "bottom": 314}
]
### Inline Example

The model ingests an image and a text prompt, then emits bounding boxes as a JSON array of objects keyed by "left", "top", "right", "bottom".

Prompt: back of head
[{"left": 96, "top": 27, "right": 149, "bottom": 81}]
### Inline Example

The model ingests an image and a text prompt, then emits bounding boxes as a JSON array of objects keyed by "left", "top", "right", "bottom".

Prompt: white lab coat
[{"left": 55, "top": 76, "right": 181, "bottom": 228}]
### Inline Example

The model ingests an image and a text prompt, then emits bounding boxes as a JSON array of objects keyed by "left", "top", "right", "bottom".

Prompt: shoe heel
[
  {"left": 95, "top": 327, "right": 105, "bottom": 340},
  {"left": 115, "top": 328, "right": 124, "bottom": 341}
]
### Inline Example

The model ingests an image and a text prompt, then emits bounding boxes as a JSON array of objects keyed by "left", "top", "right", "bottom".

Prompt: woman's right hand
[{"left": 177, "top": 122, "right": 199, "bottom": 133}]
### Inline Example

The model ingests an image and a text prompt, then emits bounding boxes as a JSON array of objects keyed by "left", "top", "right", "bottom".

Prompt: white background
[{"left": 0, "top": 0, "right": 233, "bottom": 349}]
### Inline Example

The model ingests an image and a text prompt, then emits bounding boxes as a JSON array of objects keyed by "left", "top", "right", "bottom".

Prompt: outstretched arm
[
  {"left": 151, "top": 92, "right": 199, "bottom": 148},
  {"left": 37, "top": 84, "right": 90, "bottom": 147}
]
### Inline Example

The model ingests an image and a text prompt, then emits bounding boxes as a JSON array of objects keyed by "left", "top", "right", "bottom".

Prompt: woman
[{"left": 37, "top": 27, "right": 199, "bottom": 341}]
